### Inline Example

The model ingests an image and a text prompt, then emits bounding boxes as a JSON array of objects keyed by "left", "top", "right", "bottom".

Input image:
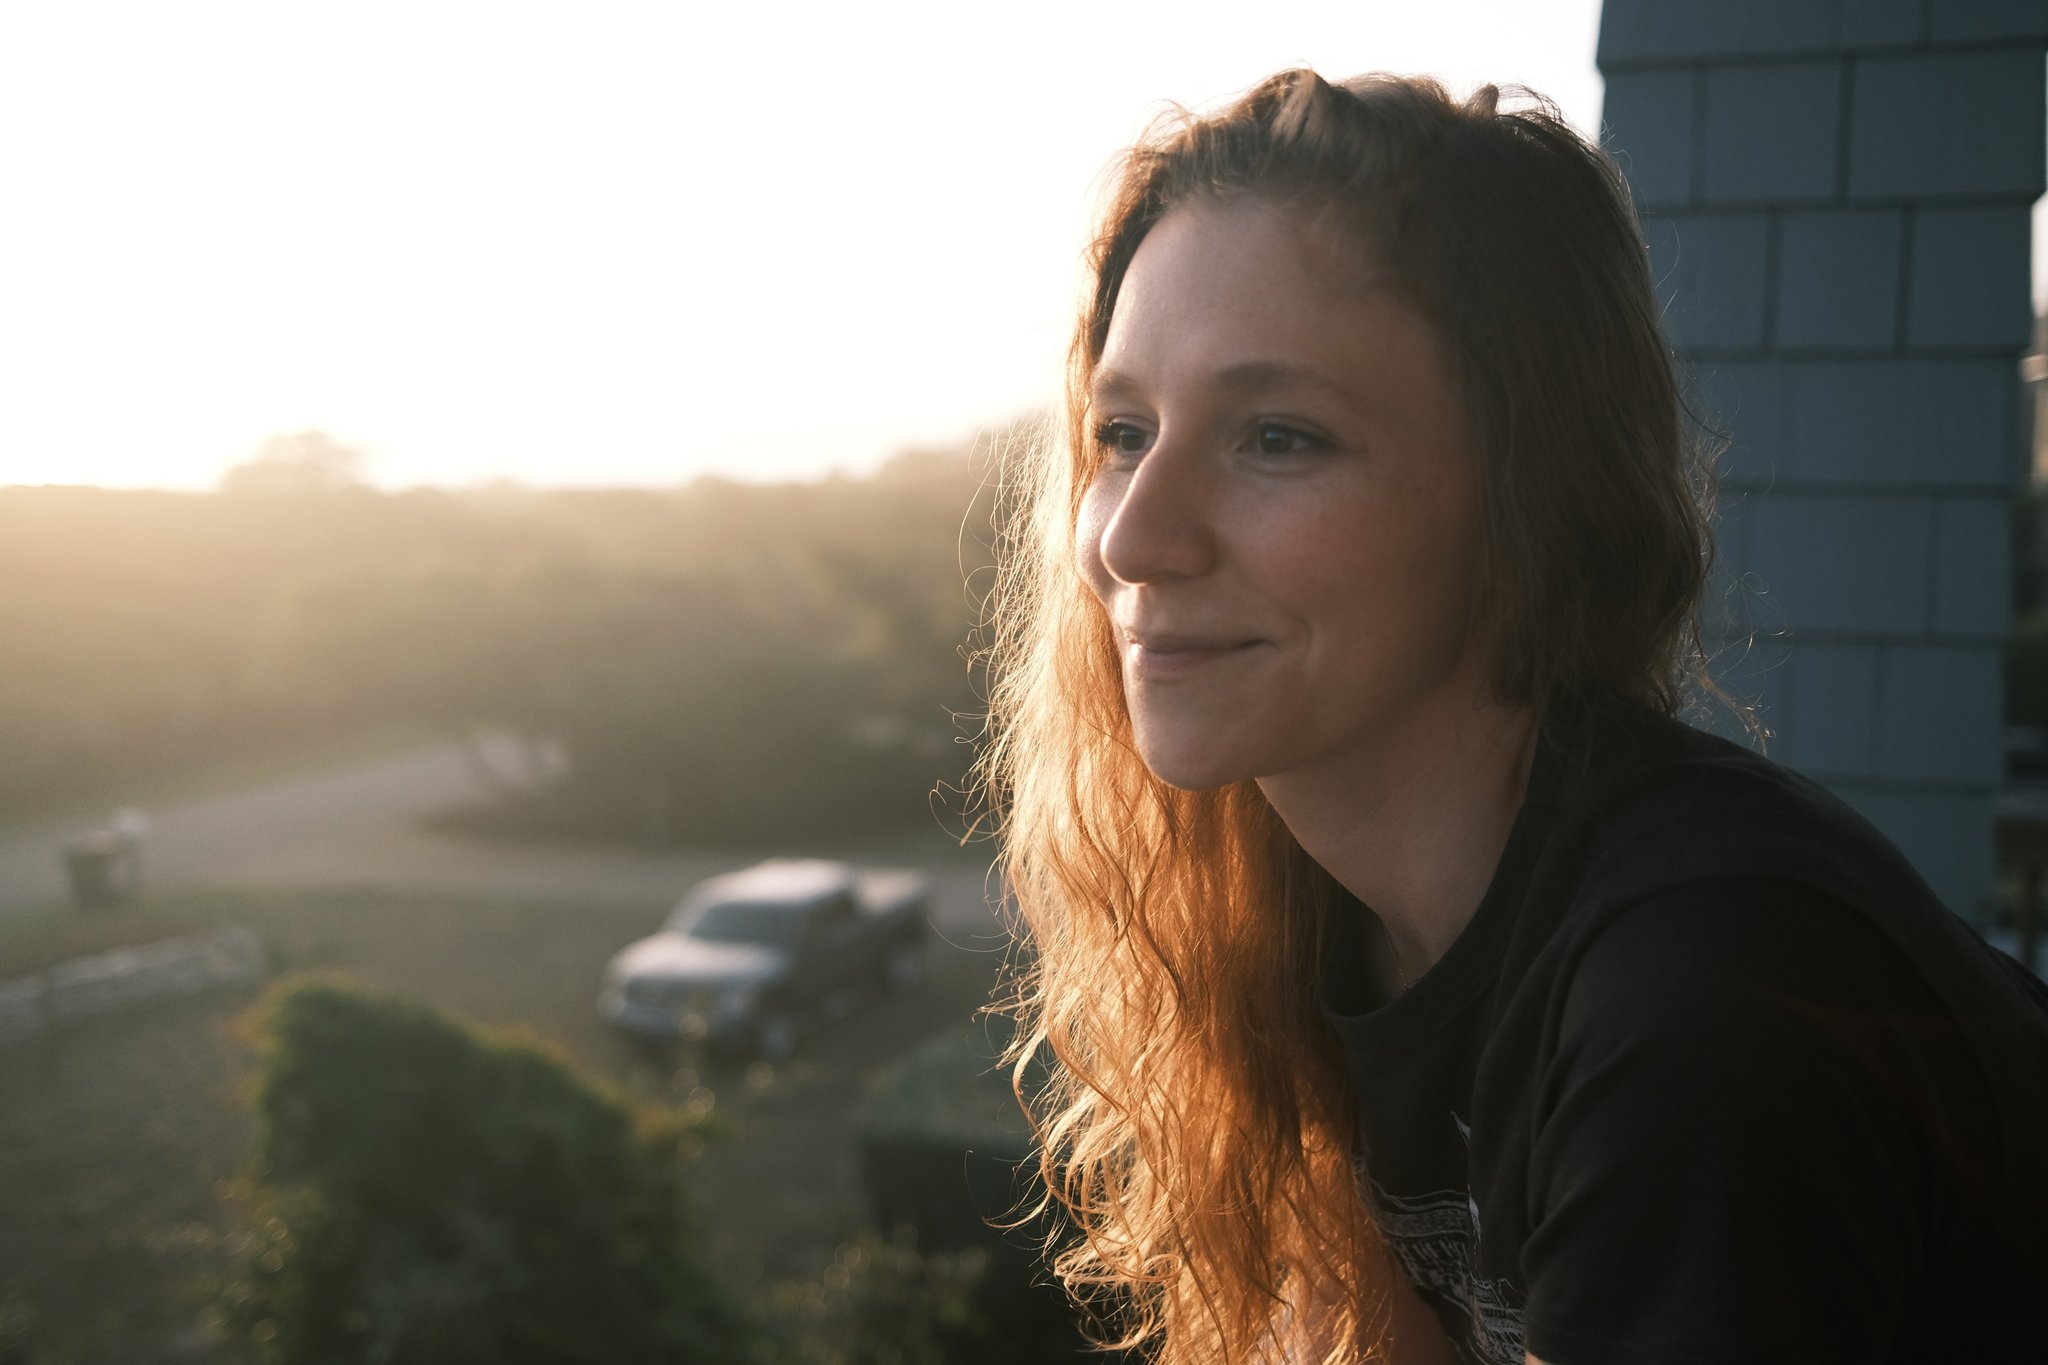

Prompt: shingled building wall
[{"left": 1597, "top": 0, "right": 2046, "bottom": 916}]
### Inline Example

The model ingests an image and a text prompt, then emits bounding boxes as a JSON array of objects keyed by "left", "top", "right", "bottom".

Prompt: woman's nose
[{"left": 1094, "top": 440, "right": 1217, "bottom": 586}]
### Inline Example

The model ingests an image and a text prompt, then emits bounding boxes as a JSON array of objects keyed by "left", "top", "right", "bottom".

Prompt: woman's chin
[{"left": 1133, "top": 743, "right": 1249, "bottom": 794}]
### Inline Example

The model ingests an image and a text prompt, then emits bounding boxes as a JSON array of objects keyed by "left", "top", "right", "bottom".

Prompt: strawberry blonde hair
[{"left": 980, "top": 71, "right": 1710, "bottom": 1362}]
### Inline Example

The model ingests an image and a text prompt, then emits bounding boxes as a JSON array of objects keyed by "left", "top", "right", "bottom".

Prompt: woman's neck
[{"left": 1258, "top": 694, "right": 1540, "bottom": 985}]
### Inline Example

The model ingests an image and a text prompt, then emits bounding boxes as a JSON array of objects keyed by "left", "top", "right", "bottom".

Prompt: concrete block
[
  {"left": 1930, "top": 497, "right": 2014, "bottom": 637},
  {"left": 1748, "top": 494, "right": 1932, "bottom": 633},
  {"left": 1777, "top": 642, "right": 1881, "bottom": 775},
  {"left": 1850, "top": 50, "right": 2048, "bottom": 200},
  {"left": 1701, "top": 62, "right": 1844, "bottom": 204},
  {"left": 1775, "top": 209, "right": 1904, "bottom": 349},
  {"left": 1602, "top": 68, "right": 1697, "bottom": 208},
  {"left": 1930, "top": 0, "right": 2048, "bottom": 42},
  {"left": 1907, "top": 205, "right": 2038, "bottom": 349},
  {"left": 1879, "top": 643, "right": 2005, "bottom": 782},
  {"left": 1774, "top": 359, "right": 2019, "bottom": 486},
  {"left": 1836, "top": 785, "right": 1996, "bottom": 918},
  {"left": 1646, "top": 212, "right": 1772, "bottom": 352},
  {"left": 1600, "top": 0, "right": 1924, "bottom": 62},
  {"left": 0, "top": 926, "right": 268, "bottom": 1043}
]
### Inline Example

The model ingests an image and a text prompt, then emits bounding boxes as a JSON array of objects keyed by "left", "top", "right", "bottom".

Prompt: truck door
[{"left": 804, "top": 891, "right": 863, "bottom": 1003}]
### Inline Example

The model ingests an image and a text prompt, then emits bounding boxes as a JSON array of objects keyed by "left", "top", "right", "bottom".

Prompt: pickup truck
[{"left": 598, "top": 858, "right": 930, "bottom": 1060}]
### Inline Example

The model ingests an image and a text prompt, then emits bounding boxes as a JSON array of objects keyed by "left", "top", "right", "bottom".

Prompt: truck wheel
[
  {"left": 883, "top": 942, "right": 925, "bottom": 993},
  {"left": 754, "top": 1012, "right": 798, "bottom": 1062}
]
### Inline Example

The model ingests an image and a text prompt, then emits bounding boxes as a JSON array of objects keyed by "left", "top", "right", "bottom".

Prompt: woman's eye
[
  {"left": 1093, "top": 421, "right": 1151, "bottom": 459},
  {"left": 1249, "top": 422, "right": 1323, "bottom": 456}
]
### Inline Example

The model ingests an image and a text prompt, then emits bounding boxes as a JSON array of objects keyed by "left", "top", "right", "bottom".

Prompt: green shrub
[
  {"left": 759, "top": 1220, "right": 1126, "bottom": 1365},
  {"left": 218, "top": 976, "right": 748, "bottom": 1364},
  {"left": 763, "top": 1228, "right": 991, "bottom": 1365},
  {"left": 841, "top": 1022, "right": 1124, "bottom": 1363}
]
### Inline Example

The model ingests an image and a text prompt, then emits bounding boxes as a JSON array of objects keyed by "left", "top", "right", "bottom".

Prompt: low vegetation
[
  {"left": 0, "top": 881, "right": 1064, "bottom": 1363},
  {"left": 217, "top": 978, "right": 748, "bottom": 1363},
  {"left": 0, "top": 448, "right": 997, "bottom": 843}
]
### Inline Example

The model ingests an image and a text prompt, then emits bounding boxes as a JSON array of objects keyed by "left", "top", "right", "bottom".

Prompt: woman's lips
[{"left": 1122, "top": 635, "right": 1262, "bottom": 679}]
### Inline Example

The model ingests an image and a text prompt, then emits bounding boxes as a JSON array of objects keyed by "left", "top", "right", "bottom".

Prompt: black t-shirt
[{"left": 1319, "top": 698, "right": 2048, "bottom": 1365}]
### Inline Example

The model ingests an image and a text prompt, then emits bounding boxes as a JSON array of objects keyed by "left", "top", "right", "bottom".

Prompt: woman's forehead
[{"left": 1093, "top": 199, "right": 1443, "bottom": 400}]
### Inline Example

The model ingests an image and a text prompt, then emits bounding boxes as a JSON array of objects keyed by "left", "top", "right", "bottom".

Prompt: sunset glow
[{"left": 0, "top": 0, "right": 1765, "bottom": 490}]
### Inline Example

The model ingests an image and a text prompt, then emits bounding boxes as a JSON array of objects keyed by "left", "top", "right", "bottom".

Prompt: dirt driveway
[{"left": 0, "top": 736, "right": 1007, "bottom": 943}]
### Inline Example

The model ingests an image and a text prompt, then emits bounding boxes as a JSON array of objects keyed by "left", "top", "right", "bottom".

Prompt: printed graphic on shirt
[{"left": 1362, "top": 1116, "right": 1524, "bottom": 1365}]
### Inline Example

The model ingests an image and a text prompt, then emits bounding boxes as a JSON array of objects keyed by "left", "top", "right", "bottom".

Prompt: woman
[{"left": 980, "top": 71, "right": 2048, "bottom": 1364}]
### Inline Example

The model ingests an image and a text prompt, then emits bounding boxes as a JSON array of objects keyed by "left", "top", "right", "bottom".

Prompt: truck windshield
[{"left": 675, "top": 900, "right": 804, "bottom": 948}]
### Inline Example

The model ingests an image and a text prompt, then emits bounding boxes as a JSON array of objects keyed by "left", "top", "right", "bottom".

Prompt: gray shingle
[
  {"left": 1775, "top": 209, "right": 1904, "bottom": 349},
  {"left": 1850, "top": 49, "right": 2048, "bottom": 200},
  {"left": 1880, "top": 644, "right": 2006, "bottom": 782},
  {"left": 1906, "top": 204, "right": 2038, "bottom": 349},
  {"left": 1748, "top": 494, "right": 1932, "bottom": 632},
  {"left": 1601, "top": 0, "right": 1925, "bottom": 61},
  {"left": 1700, "top": 359, "right": 2020, "bottom": 488},
  {"left": 1776, "top": 642, "right": 1881, "bottom": 775},
  {"left": 1701, "top": 61, "right": 1845, "bottom": 204},
  {"left": 1930, "top": 497, "right": 2014, "bottom": 637},
  {"left": 1930, "top": 0, "right": 2048, "bottom": 43},
  {"left": 1694, "top": 361, "right": 1787, "bottom": 486},
  {"left": 1840, "top": 0, "right": 1930, "bottom": 47},
  {"left": 1703, "top": 490, "right": 1773, "bottom": 642},
  {"left": 1602, "top": 68, "right": 1698, "bottom": 209},
  {"left": 1646, "top": 212, "right": 1773, "bottom": 351}
]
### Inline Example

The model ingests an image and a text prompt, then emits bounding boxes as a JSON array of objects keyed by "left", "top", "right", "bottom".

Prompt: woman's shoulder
[
  {"left": 1512, "top": 693, "right": 2048, "bottom": 1043},
  {"left": 1504, "top": 870, "right": 2042, "bottom": 1365},
  {"left": 1540, "top": 694, "right": 1933, "bottom": 917}
]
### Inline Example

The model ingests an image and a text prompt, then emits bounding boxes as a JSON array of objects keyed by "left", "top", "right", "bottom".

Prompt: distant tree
[
  {"left": 220, "top": 431, "right": 369, "bottom": 496},
  {"left": 0, "top": 447, "right": 993, "bottom": 836}
]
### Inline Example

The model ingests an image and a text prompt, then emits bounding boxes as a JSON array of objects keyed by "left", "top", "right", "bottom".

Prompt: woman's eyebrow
[
  {"left": 1089, "top": 362, "right": 1359, "bottom": 407},
  {"left": 1209, "top": 360, "right": 1358, "bottom": 404},
  {"left": 1088, "top": 368, "right": 1145, "bottom": 408}
]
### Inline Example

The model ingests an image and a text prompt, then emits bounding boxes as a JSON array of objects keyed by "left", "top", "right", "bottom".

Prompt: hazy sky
[{"left": 0, "top": 2, "right": 2035, "bottom": 491}]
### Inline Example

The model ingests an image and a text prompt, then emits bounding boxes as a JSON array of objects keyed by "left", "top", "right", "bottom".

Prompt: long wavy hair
[{"left": 979, "top": 71, "right": 1711, "bottom": 1362}]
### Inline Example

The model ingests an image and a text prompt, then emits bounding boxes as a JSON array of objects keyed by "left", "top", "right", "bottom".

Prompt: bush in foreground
[
  {"left": 762, "top": 1227, "right": 991, "bottom": 1365},
  {"left": 217, "top": 976, "right": 748, "bottom": 1364},
  {"left": 839, "top": 1020, "right": 1129, "bottom": 1363}
]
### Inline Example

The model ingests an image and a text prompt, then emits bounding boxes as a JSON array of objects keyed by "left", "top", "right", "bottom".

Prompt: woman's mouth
[{"left": 1122, "top": 634, "right": 1263, "bottom": 679}]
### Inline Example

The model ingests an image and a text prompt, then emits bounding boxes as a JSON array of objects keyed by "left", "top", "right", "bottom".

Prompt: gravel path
[
  {"left": 0, "top": 738, "right": 1007, "bottom": 941},
  {"left": 0, "top": 739, "right": 514, "bottom": 916}
]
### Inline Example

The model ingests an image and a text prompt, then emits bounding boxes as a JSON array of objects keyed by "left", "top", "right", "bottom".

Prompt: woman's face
[{"left": 1076, "top": 197, "right": 1493, "bottom": 793}]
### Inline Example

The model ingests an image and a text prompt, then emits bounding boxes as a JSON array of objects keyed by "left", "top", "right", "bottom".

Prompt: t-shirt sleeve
[{"left": 1518, "top": 877, "right": 1972, "bottom": 1365}]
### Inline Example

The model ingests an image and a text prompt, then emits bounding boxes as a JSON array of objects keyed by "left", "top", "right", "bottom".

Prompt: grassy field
[{"left": 0, "top": 878, "right": 1016, "bottom": 1363}]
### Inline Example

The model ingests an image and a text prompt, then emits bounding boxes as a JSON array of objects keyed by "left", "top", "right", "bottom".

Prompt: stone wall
[
  {"left": 1598, "top": 0, "right": 2046, "bottom": 916},
  {"left": 0, "top": 926, "right": 264, "bottom": 1044}
]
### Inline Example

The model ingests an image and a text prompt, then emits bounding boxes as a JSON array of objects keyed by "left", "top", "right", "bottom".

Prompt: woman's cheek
[{"left": 1074, "top": 475, "right": 1123, "bottom": 606}]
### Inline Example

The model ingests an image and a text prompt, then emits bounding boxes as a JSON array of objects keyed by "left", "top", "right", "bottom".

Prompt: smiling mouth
[{"left": 1122, "top": 636, "right": 1262, "bottom": 678}]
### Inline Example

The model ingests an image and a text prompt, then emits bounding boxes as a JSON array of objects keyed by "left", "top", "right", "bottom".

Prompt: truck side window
[{"left": 813, "top": 892, "right": 857, "bottom": 941}]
